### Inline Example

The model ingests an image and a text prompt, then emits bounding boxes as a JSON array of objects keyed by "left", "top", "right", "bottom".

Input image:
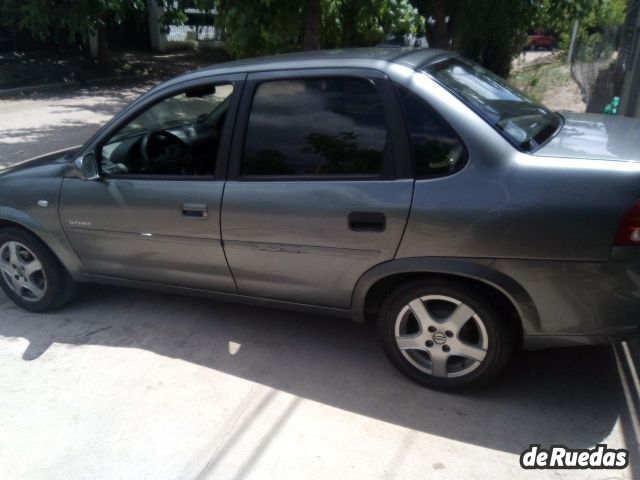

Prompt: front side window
[
  {"left": 100, "top": 83, "right": 234, "bottom": 176},
  {"left": 396, "top": 86, "right": 468, "bottom": 177},
  {"left": 423, "top": 57, "right": 561, "bottom": 151},
  {"left": 242, "top": 77, "right": 389, "bottom": 177}
]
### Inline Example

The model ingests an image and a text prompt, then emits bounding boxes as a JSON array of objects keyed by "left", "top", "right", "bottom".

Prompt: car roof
[
  {"left": 158, "top": 47, "right": 454, "bottom": 90},
  {"left": 204, "top": 47, "right": 451, "bottom": 70}
]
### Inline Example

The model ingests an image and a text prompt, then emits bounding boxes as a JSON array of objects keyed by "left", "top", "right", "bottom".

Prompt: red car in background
[{"left": 525, "top": 32, "right": 556, "bottom": 50}]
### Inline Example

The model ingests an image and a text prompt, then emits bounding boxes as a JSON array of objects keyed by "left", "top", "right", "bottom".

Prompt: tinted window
[
  {"left": 396, "top": 86, "right": 468, "bottom": 177},
  {"left": 423, "top": 57, "right": 561, "bottom": 151},
  {"left": 243, "top": 78, "right": 389, "bottom": 177}
]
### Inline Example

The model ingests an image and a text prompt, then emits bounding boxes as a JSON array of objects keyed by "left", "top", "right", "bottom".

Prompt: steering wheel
[{"left": 140, "top": 130, "right": 193, "bottom": 175}]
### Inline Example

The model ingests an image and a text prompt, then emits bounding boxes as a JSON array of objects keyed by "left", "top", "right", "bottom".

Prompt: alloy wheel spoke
[
  {"left": 7, "top": 242, "right": 19, "bottom": 266},
  {"left": 429, "top": 350, "right": 448, "bottom": 378},
  {"left": 23, "top": 259, "right": 43, "bottom": 278},
  {"left": 0, "top": 257, "right": 12, "bottom": 276},
  {"left": 443, "top": 303, "right": 474, "bottom": 334},
  {"left": 396, "top": 334, "right": 426, "bottom": 351},
  {"left": 408, "top": 298, "right": 437, "bottom": 332},
  {"left": 450, "top": 339, "right": 486, "bottom": 362},
  {"left": 22, "top": 279, "right": 44, "bottom": 300}
]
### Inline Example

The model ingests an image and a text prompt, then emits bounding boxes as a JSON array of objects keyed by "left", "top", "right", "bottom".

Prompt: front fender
[
  {"left": 350, "top": 257, "right": 541, "bottom": 334},
  {"left": 0, "top": 206, "right": 86, "bottom": 282}
]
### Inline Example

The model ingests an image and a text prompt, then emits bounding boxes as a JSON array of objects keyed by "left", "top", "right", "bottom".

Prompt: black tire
[
  {"left": 377, "top": 279, "right": 515, "bottom": 390},
  {"left": 0, "top": 227, "right": 76, "bottom": 312}
]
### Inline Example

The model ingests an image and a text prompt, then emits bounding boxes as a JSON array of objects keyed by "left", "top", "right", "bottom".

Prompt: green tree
[
  {"left": 0, "top": 0, "right": 152, "bottom": 64},
  {"left": 216, "top": 0, "right": 423, "bottom": 58}
]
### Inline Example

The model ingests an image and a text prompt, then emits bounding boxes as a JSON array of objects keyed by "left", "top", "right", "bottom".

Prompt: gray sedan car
[{"left": 1, "top": 48, "right": 640, "bottom": 389}]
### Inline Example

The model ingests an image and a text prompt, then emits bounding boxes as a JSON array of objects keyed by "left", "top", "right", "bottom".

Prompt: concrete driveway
[
  {"left": 0, "top": 285, "right": 637, "bottom": 480},
  {"left": 0, "top": 81, "right": 638, "bottom": 480}
]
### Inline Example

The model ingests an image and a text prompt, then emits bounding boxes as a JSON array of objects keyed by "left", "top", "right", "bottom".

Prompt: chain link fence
[
  {"left": 570, "top": 26, "right": 622, "bottom": 112},
  {"left": 570, "top": 0, "right": 639, "bottom": 113}
]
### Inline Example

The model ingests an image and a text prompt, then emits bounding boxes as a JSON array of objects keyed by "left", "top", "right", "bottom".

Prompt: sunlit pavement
[
  {"left": 0, "top": 81, "right": 151, "bottom": 168},
  {"left": 0, "top": 286, "right": 637, "bottom": 479}
]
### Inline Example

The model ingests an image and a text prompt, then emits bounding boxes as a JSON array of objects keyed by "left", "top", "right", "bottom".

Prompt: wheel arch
[
  {"left": 351, "top": 258, "right": 541, "bottom": 337},
  {"left": 0, "top": 209, "right": 86, "bottom": 282}
]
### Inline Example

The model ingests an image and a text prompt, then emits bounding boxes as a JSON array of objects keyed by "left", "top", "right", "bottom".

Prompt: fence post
[
  {"left": 620, "top": 2, "right": 640, "bottom": 117},
  {"left": 567, "top": 19, "right": 580, "bottom": 65}
]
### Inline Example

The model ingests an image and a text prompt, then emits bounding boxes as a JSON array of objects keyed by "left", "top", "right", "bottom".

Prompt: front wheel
[
  {"left": 0, "top": 228, "right": 75, "bottom": 312},
  {"left": 377, "top": 280, "right": 515, "bottom": 390}
]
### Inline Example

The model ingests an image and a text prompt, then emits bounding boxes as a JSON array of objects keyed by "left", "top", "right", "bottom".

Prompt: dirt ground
[{"left": 511, "top": 51, "right": 586, "bottom": 113}]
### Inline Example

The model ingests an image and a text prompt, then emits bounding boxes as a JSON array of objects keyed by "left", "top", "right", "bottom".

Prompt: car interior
[{"left": 99, "top": 83, "right": 233, "bottom": 176}]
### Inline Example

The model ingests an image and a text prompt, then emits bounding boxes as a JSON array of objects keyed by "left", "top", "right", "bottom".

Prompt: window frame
[
  {"left": 394, "top": 83, "right": 470, "bottom": 179},
  {"left": 88, "top": 73, "right": 246, "bottom": 182},
  {"left": 227, "top": 68, "right": 412, "bottom": 182}
]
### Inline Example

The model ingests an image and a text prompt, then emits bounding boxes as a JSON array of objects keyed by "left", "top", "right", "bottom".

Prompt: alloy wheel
[
  {"left": 0, "top": 241, "right": 47, "bottom": 303},
  {"left": 394, "top": 294, "right": 488, "bottom": 378}
]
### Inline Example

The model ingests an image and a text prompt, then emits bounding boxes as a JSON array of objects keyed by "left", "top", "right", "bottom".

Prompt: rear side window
[
  {"left": 396, "top": 85, "right": 468, "bottom": 178},
  {"left": 242, "top": 77, "right": 389, "bottom": 177}
]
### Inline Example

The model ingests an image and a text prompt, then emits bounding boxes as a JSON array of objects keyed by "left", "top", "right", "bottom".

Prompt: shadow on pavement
[
  {"left": 0, "top": 81, "right": 152, "bottom": 166},
  {"left": 0, "top": 285, "right": 630, "bottom": 457}
]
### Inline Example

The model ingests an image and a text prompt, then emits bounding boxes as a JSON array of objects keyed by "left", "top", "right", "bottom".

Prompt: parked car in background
[
  {"left": 525, "top": 31, "right": 556, "bottom": 50},
  {"left": 1, "top": 48, "right": 640, "bottom": 390}
]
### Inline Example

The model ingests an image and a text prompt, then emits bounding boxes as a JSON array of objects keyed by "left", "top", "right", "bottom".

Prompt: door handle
[
  {"left": 348, "top": 212, "right": 386, "bottom": 232},
  {"left": 182, "top": 202, "right": 209, "bottom": 219}
]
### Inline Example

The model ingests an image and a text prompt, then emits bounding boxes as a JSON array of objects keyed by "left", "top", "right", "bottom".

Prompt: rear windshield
[{"left": 422, "top": 57, "right": 562, "bottom": 152}]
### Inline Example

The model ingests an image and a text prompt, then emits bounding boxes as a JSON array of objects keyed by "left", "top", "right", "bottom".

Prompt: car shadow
[{"left": 0, "top": 285, "right": 632, "bottom": 457}]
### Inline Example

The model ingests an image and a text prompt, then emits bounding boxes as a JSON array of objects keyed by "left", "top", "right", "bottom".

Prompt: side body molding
[{"left": 350, "top": 257, "right": 541, "bottom": 334}]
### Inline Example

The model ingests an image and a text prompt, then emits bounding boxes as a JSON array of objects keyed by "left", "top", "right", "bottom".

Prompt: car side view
[{"left": 1, "top": 48, "right": 640, "bottom": 389}]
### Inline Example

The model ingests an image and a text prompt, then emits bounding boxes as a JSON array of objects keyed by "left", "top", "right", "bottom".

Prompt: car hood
[
  {"left": 534, "top": 112, "right": 640, "bottom": 162},
  {"left": 0, "top": 146, "right": 79, "bottom": 178}
]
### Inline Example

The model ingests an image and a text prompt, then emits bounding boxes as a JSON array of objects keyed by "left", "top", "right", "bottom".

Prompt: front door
[
  {"left": 221, "top": 70, "right": 413, "bottom": 308},
  {"left": 61, "top": 76, "right": 243, "bottom": 292}
]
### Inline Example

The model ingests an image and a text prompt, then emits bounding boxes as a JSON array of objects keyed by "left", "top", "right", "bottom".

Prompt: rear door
[{"left": 221, "top": 69, "right": 413, "bottom": 308}]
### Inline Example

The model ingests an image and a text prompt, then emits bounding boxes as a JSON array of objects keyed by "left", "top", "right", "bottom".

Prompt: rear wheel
[
  {"left": 377, "top": 280, "right": 515, "bottom": 390},
  {"left": 0, "top": 228, "right": 75, "bottom": 312}
]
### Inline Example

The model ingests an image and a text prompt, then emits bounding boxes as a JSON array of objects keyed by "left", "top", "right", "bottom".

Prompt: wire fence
[
  {"left": 570, "top": 0, "right": 639, "bottom": 113},
  {"left": 570, "top": 26, "right": 622, "bottom": 112}
]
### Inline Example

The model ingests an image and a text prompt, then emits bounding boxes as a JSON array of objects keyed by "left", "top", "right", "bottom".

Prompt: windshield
[{"left": 423, "top": 57, "right": 561, "bottom": 151}]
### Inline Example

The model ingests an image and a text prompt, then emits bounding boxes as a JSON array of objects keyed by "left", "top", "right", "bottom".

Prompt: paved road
[
  {"left": 0, "top": 74, "right": 638, "bottom": 479},
  {"left": 0, "top": 80, "right": 152, "bottom": 168},
  {"left": 0, "top": 286, "right": 637, "bottom": 480}
]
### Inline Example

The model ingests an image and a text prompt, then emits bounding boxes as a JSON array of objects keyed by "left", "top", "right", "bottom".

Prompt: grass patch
[{"left": 510, "top": 53, "right": 572, "bottom": 102}]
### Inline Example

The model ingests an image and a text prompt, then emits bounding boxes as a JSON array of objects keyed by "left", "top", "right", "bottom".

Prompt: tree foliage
[
  {"left": 416, "top": 0, "right": 627, "bottom": 77},
  {"left": 216, "top": 0, "right": 424, "bottom": 58},
  {"left": 417, "top": 0, "right": 535, "bottom": 77},
  {"left": 0, "top": 0, "right": 149, "bottom": 62},
  {"left": 1, "top": 0, "right": 628, "bottom": 77}
]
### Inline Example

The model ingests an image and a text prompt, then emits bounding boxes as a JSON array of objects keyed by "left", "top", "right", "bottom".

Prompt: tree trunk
[
  {"left": 97, "top": 22, "right": 108, "bottom": 66},
  {"left": 302, "top": 0, "right": 321, "bottom": 50},
  {"left": 431, "top": 0, "right": 450, "bottom": 49},
  {"left": 342, "top": 1, "right": 357, "bottom": 47}
]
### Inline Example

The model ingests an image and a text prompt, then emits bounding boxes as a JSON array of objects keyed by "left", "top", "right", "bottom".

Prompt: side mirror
[{"left": 74, "top": 153, "right": 100, "bottom": 181}]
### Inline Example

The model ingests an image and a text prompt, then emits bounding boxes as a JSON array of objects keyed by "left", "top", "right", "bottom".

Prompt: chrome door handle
[{"left": 182, "top": 203, "right": 209, "bottom": 219}]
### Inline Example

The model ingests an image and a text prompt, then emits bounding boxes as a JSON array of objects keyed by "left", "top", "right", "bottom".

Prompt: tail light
[{"left": 614, "top": 200, "right": 640, "bottom": 245}]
